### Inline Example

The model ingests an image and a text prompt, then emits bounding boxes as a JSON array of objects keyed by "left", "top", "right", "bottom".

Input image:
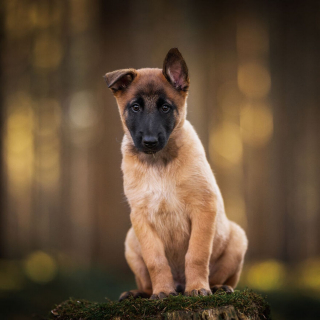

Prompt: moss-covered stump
[{"left": 49, "top": 289, "right": 271, "bottom": 320}]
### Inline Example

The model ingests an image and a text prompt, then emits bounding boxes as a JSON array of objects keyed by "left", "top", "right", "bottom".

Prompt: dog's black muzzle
[{"left": 141, "top": 136, "right": 160, "bottom": 154}]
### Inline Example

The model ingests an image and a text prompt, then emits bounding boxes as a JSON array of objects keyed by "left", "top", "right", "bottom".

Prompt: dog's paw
[
  {"left": 184, "top": 288, "right": 212, "bottom": 297},
  {"left": 150, "top": 291, "right": 178, "bottom": 300},
  {"left": 119, "top": 290, "right": 150, "bottom": 301},
  {"left": 211, "top": 285, "right": 234, "bottom": 294}
]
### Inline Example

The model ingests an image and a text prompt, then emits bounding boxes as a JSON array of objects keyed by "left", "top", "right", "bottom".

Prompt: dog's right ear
[{"left": 104, "top": 69, "right": 137, "bottom": 93}]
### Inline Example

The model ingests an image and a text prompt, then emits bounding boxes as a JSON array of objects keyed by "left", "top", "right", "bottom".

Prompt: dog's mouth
[
  {"left": 132, "top": 137, "right": 167, "bottom": 155},
  {"left": 140, "top": 139, "right": 168, "bottom": 155},
  {"left": 143, "top": 149, "right": 158, "bottom": 155},
  {"left": 141, "top": 142, "right": 163, "bottom": 154}
]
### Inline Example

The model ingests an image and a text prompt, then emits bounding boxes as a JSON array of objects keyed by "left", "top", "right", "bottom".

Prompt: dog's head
[{"left": 104, "top": 48, "right": 189, "bottom": 154}]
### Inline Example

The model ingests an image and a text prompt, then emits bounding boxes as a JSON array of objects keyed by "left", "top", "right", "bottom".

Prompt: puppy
[{"left": 104, "top": 48, "right": 248, "bottom": 300}]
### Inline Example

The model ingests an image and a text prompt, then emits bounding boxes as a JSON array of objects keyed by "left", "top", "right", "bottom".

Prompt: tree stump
[
  {"left": 163, "top": 305, "right": 250, "bottom": 320},
  {"left": 112, "top": 305, "right": 254, "bottom": 319},
  {"left": 49, "top": 289, "right": 270, "bottom": 320}
]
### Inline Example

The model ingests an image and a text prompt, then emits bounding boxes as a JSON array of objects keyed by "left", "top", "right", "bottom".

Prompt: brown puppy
[{"left": 104, "top": 48, "right": 248, "bottom": 300}]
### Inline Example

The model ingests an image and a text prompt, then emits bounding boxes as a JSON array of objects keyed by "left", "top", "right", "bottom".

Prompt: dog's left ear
[
  {"left": 104, "top": 68, "right": 137, "bottom": 93},
  {"left": 163, "top": 48, "right": 189, "bottom": 91}
]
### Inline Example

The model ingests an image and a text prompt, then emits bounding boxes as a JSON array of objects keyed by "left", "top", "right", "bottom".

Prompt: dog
[{"left": 104, "top": 48, "right": 248, "bottom": 300}]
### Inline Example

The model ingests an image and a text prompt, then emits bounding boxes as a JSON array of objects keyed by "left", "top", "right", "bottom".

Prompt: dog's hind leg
[
  {"left": 119, "top": 228, "right": 152, "bottom": 301},
  {"left": 209, "top": 222, "right": 247, "bottom": 293}
]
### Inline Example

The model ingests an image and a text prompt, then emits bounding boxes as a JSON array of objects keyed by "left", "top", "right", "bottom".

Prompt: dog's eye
[
  {"left": 131, "top": 104, "right": 141, "bottom": 112},
  {"left": 161, "top": 105, "right": 170, "bottom": 113}
]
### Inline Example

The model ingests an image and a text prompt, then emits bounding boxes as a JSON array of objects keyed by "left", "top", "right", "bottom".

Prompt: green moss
[{"left": 48, "top": 288, "right": 271, "bottom": 320}]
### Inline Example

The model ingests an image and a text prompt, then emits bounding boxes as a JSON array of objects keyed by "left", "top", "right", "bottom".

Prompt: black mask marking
[{"left": 124, "top": 91, "right": 177, "bottom": 154}]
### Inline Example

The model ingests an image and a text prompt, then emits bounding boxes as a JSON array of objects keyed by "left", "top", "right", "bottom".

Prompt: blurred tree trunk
[
  {"left": 270, "top": 0, "right": 320, "bottom": 262},
  {"left": 0, "top": 1, "right": 3, "bottom": 258}
]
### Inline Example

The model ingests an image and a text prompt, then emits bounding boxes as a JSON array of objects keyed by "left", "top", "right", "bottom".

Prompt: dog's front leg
[
  {"left": 130, "top": 210, "right": 177, "bottom": 299},
  {"left": 184, "top": 209, "right": 216, "bottom": 296}
]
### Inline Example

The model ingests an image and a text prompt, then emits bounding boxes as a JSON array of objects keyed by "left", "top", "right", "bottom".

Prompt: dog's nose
[{"left": 143, "top": 136, "right": 158, "bottom": 149}]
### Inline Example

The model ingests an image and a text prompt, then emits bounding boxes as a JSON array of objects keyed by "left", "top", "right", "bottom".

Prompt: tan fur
[{"left": 106, "top": 59, "right": 248, "bottom": 298}]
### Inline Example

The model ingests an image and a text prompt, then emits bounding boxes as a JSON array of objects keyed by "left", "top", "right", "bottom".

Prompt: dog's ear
[
  {"left": 163, "top": 48, "right": 189, "bottom": 91},
  {"left": 104, "top": 69, "right": 137, "bottom": 93}
]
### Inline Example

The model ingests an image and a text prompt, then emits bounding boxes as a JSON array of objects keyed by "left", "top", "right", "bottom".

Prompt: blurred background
[{"left": 0, "top": 0, "right": 320, "bottom": 319}]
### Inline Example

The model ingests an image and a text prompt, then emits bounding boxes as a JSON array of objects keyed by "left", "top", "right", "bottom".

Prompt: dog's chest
[
  {"left": 125, "top": 165, "right": 191, "bottom": 243},
  {"left": 145, "top": 171, "right": 190, "bottom": 266}
]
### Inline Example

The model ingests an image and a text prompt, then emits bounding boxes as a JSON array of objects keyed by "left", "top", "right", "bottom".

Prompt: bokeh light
[
  {"left": 297, "top": 258, "right": 320, "bottom": 292},
  {"left": 237, "top": 62, "right": 271, "bottom": 98},
  {"left": 240, "top": 103, "right": 273, "bottom": 146},
  {"left": 224, "top": 195, "right": 247, "bottom": 229},
  {"left": 5, "top": 92, "right": 35, "bottom": 188},
  {"left": 67, "top": 91, "right": 102, "bottom": 146},
  {"left": 24, "top": 251, "right": 57, "bottom": 284},
  {"left": 246, "top": 260, "right": 286, "bottom": 291},
  {"left": 210, "top": 122, "right": 243, "bottom": 167},
  {"left": 29, "top": 1, "right": 62, "bottom": 29},
  {"left": 68, "top": 91, "right": 98, "bottom": 129}
]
